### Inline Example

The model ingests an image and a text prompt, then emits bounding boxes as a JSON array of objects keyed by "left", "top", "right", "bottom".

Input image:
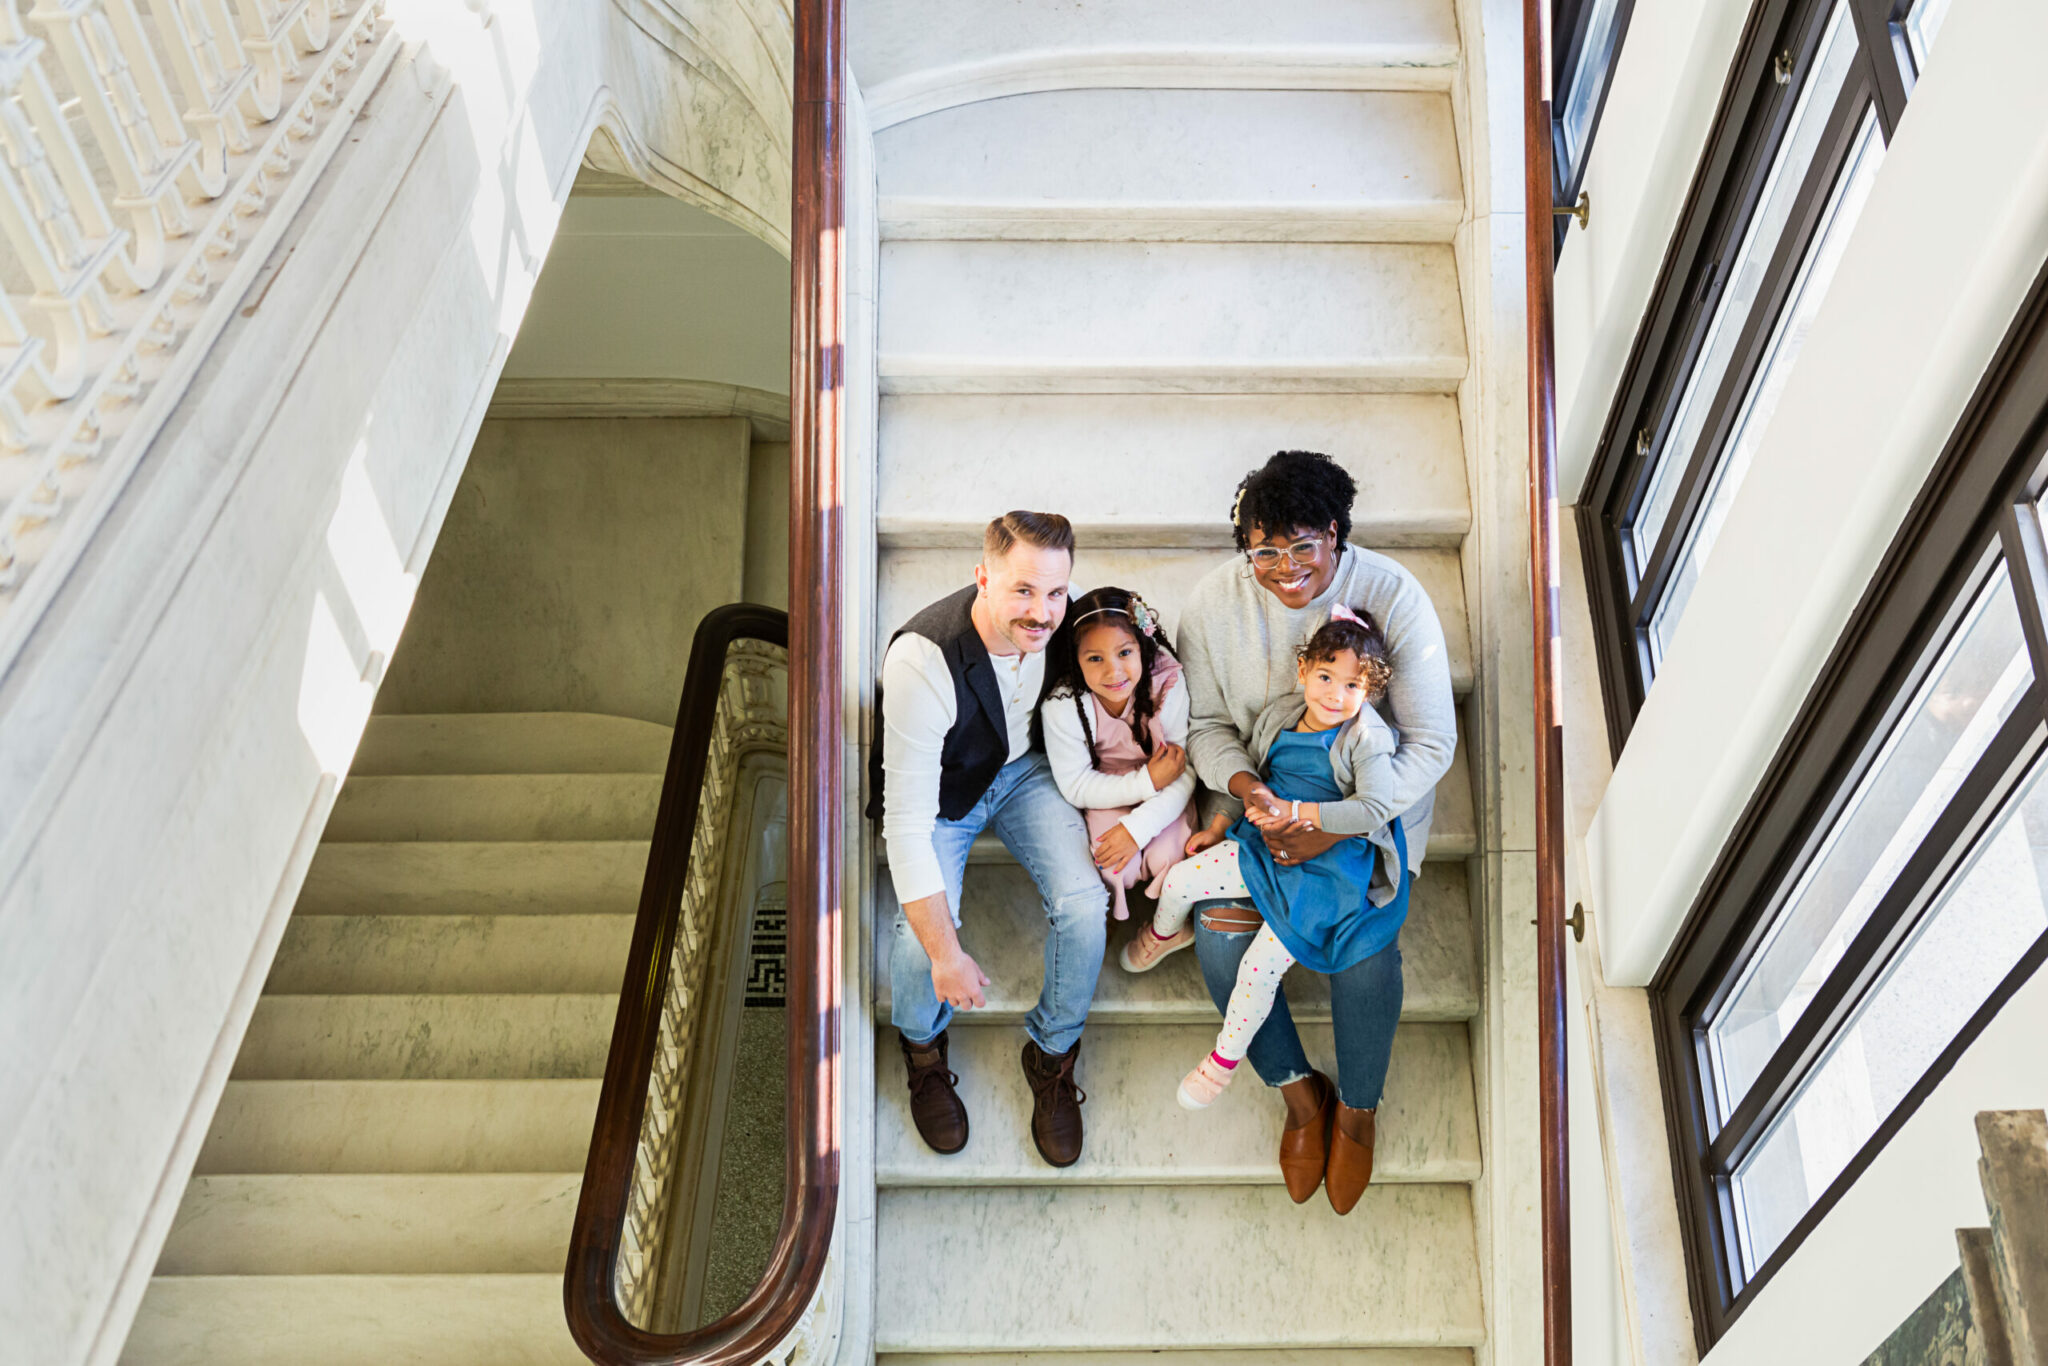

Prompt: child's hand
[
  {"left": 1145, "top": 742, "right": 1187, "bottom": 790},
  {"left": 1185, "top": 813, "right": 1230, "bottom": 857},
  {"left": 1094, "top": 824, "right": 1140, "bottom": 875}
]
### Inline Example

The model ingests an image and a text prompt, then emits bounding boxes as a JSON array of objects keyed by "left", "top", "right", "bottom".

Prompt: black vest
[{"left": 867, "top": 586, "right": 1046, "bottom": 822}]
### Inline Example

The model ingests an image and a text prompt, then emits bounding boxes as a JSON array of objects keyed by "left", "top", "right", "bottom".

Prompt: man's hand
[
  {"left": 931, "top": 948, "right": 991, "bottom": 1011},
  {"left": 1145, "top": 742, "right": 1188, "bottom": 790},
  {"left": 1094, "top": 823, "right": 1140, "bottom": 875},
  {"left": 1264, "top": 825, "right": 1346, "bottom": 865}
]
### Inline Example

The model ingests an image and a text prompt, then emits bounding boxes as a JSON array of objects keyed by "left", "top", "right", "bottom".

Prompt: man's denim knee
[{"left": 1045, "top": 878, "right": 1108, "bottom": 930}]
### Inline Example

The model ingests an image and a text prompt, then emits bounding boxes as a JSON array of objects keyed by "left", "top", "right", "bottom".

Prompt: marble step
[
  {"left": 878, "top": 544, "right": 1473, "bottom": 695},
  {"left": 881, "top": 1351, "right": 1473, "bottom": 1365},
  {"left": 875, "top": 1183, "right": 1484, "bottom": 1351},
  {"left": 875, "top": 1021, "right": 1479, "bottom": 1186},
  {"left": 852, "top": 0, "right": 1461, "bottom": 129},
  {"left": 876, "top": 394, "right": 1468, "bottom": 550},
  {"left": 230, "top": 994, "right": 615, "bottom": 1081},
  {"left": 353, "top": 711, "right": 670, "bottom": 776},
  {"left": 878, "top": 89, "right": 1462, "bottom": 243},
  {"left": 194, "top": 1080, "right": 600, "bottom": 1174},
  {"left": 154, "top": 1174, "right": 580, "bottom": 1275},
  {"left": 876, "top": 862, "right": 1479, "bottom": 1024},
  {"left": 878, "top": 241, "right": 1466, "bottom": 394},
  {"left": 324, "top": 773, "right": 662, "bottom": 842},
  {"left": 266, "top": 913, "right": 635, "bottom": 995},
  {"left": 296, "top": 840, "right": 647, "bottom": 916},
  {"left": 121, "top": 1274, "right": 584, "bottom": 1366}
]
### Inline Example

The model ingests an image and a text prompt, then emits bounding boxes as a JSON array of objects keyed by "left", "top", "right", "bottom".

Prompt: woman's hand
[
  {"left": 1145, "top": 742, "right": 1187, "bottom": 790},
  {"left": 1185, "top": 813, "right": 1231, "bottom": 857},
  {"left": 1094, "top": 823, "right": 1140, "bottom": 875},
  {"left": 1227, "top": 771, "right": 1286, "bottom": 821},
  {"left": 1265, "top": 826, "right": 1347, "bottom": 866}
]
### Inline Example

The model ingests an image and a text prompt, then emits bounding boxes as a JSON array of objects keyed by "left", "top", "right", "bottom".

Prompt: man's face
[
  {"left": 1246, "top": 521, "right": 1339, "bottom": 610},
  {"left": 975, "top": 543, "right": 1071, "bottom": 654}
]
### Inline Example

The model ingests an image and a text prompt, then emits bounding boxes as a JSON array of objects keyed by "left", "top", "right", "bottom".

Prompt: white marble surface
[
  {"left": 875, "top": 1021, "right": 1481, "bottom": 1186},
  {"left": 879, "top": 241, "right": 1467, "bottom": 393},
  {"left": 296, "top": 840, "right": 647, "bottom": 915},
  {"left": 851, "top": 0, "right": 1462, "bottom": 128},
  {"left": 877, "top": 393, "right": 1469, "bottom": 549},
  {"left": 878, "top": 89, "right": 1462, "bottom": 242},
  {"left": 877, "top": 544, "right": 1474, "bottom": 694},
  {"left": 156, "top": 1174, "right": 583, "bottom": 1275},
  {"left": 350, "top": 713, "right": 671, "bottom": 776},
  {"left": 324, "top": 773, "right": 661, "bottom": 842},
  {"left": 266, "top": 913, "right": 635, "bottom": 995},
  {"left": 230, "top": 994, "right": 616, "bottom": 1081},
  {"left": 874, "top": 862, "right": 1479, "bottom": 1025},
  {"left": 875, "top": 1183, "right": 1484, "bottom": 1349}
]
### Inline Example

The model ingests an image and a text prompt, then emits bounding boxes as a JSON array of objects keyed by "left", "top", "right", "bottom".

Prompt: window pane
[
  {"left": 1561, "top": 0, "right": 1626, "bottom": 170},
  {"left": 1731, "top": 750, "right": 2048, "bottom": 1272},
  {"left": 1705, "top": 564, "right": 2031, "bottom": 1123},
  {"left": 1649, "top": 108, "right": 1886, "bottom": 664},
  {"left": 1906, "top": 0, "right": 1953, "bottom": 72},
  {"left": 1630, "top": 0, "right": 1861, "bottom": 573}
]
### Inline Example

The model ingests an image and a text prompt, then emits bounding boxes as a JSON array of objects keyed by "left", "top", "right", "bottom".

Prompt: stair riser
[
  {"left": 230, "top": 996, "right": 616, "bottom": 1081},
  {"left": 265, "top": 914, "right": 635, "bottom": 995},
  {"left": 194, "top": 1081, "right": 600, "bottom": 1174},
  {"left": 325, "top": 774, "right": 661, "bottom": 843},
  {"left": 296, "top": 841, "right": 647, "bottom": 916},
  {"left": 350, "top": 712, "right": 669, "bottom": 776}
]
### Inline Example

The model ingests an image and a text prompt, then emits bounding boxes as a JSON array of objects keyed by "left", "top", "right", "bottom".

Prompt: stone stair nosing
[
  {"left": 878, "top": 239, "right": 1467, "bottom": 396},
  {"left": 852, "top": 0, "right": 1463, "bottom": 129},
  {"left": 875, "top": 1021, "right": 1481, "bottom": 1188},
  {"left": 323, "top": 772, "right": 663, "bottom": 843},
  {"left": 876, "top": 88, "right": 1463, "bottom": 244},
  {"left": 264, "top": 912, "right": 636, "bottom": 995},
  {"left": 875, "top": 861, "right": 1481, "bottom": 1025},
  {"left": 229, "top": 993, "right": 617, "bottom": 1081},
  {"left": 876, "top": 393, "right": 1471, "bottom": 552}
]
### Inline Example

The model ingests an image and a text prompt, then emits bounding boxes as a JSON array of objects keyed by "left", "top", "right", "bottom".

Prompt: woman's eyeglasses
[{"left": 1246, "top": 538, "right": 1325, "bottom": 569}]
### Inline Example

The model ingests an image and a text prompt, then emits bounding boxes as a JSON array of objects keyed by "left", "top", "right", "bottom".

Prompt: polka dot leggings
[{"left": 1153, "top": 841, "right": 1296, "bottom": 1063}]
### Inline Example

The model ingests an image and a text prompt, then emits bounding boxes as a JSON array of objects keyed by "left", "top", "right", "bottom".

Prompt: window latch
[
  {"left": 1774, "top": 50, "right": 1794, "bottom": 85},
  {"left": 1553, "top": 191, "right": 1590, "bottom": 230}
]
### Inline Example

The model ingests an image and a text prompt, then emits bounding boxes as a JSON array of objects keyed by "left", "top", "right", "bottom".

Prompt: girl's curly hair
[
  {"left": 1230, "top": 450, "right": 1356, "bottom": 553},
  {"left": 1044, "top": 587, "right": 1176, "bottom": 770},
  {"left": 1298, "top": 612, "right": 1392, "bottom": 704}
]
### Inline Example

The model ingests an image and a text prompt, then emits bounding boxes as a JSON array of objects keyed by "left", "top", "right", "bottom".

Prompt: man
[{"left": 871, "top": 511, "right": 1107, "bottom": 1166}]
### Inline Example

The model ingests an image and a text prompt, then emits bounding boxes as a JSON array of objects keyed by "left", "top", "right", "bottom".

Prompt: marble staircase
[
  {"left": 854, "top": 0, "right": 1485, "bottom": 1359},
  {"left": 118, "top": 714, "right": 668, "bottom": 1366}
]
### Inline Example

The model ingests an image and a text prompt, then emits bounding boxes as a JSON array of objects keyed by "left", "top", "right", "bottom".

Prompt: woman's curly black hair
[
  {"left": 1230, "top": 450, "right": 1356, "bottom": 553},
  {"left": 1044, "top": 587, "right": 1177, "bottom": 771},
  {"left": 1297, "top": 612, "right": 1392, "bottom": 704}
]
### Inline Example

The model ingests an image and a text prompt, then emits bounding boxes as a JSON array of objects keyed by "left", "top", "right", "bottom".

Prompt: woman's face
[
  {"left": 1246, "top": 521, "right": 1339, "bottom": 609},
  {"left": 1076, "top": 620, "right": 1144, "bottom": 713}
]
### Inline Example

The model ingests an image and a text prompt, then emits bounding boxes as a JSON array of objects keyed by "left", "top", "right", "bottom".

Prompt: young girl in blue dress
[{"left": 1125, "top": 608, "right": 1412, "bottom": 1110}]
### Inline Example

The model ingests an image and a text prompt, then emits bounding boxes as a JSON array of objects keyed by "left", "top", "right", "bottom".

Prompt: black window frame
[
  {"left": 1578, "top": 0, "right": 1924, "bottom": 754},
  {"left": 1652, "top": 256, "right": 2048, "bottom": 1351},
  {"left": 1550, "top": 0, "right": 1639, "bottom": 256}
]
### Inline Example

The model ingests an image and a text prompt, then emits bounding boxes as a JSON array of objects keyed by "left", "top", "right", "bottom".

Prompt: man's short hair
[{"left": 983, "top": 510, "right": 1075, "bottom": 564}]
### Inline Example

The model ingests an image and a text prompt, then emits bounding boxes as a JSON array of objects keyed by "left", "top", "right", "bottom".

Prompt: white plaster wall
[{"left": 0, "top": 3, "right": 792, "bottom": 1362}]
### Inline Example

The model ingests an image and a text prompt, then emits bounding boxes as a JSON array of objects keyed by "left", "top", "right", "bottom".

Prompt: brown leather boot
[
  {"left": 900, "top": 1030, "right": 968, "bottom": 1155},
  {"left": 1326, "top": 1103, "right": 1377, "bottom": 1215},
  {"left": 1020, "top": 1038, "right": 1086, "bottom": 1168},
  {"left": 1278, "top": 1070, "right": 1335, "bottom": 1203}
]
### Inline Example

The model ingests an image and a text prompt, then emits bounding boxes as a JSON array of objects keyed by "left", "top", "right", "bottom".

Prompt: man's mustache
[{"left": 1009, "top": 618, "right": 1054, "bottom": 631}]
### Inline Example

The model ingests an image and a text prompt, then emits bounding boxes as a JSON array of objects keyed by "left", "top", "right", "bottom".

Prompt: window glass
[
  {"left": 1905, "top": 0, "right": 1953, "bottom": 71},
  {"left": 1649, "top": 108, "right": 1886, "bottom": 664},
  {"left": 1561, "top": 0, "right": 1626, "bottom": 170},
  {"left": 1631, "top": 1, "right": 1862, "bottom": 572},
  {"left": 1704, "top": 565, "right": 2031, "bottom": 1122},
  {"left": 1731, "top": 750, "right": 2048, "bottom": 1271}
]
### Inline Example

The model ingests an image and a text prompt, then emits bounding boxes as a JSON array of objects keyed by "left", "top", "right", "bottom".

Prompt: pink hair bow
[{"left": 1329, "top": 603, "right": 1365, "bottom": 626}]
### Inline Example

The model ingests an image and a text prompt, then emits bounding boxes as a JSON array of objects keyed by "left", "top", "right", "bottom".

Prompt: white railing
[{"left": 0, "top": 0, "right": 393, "bottom": 657}]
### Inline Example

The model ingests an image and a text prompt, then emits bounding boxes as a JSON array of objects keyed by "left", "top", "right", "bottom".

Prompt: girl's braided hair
[
  {"left": 1298, "top": 611, "right": 1392, "bottom": 704},
  {"left": 1044, "top": 586, "right": 1175, "bottom": 771}
]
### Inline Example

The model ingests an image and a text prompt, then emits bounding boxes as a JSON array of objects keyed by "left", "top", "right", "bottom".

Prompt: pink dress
[{"left": 1081, "top": 661, "right": 1196, "bottom": 920}]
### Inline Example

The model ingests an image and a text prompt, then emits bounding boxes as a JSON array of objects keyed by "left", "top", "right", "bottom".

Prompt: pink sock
[
  {"left": 1210, "top": 1051, "right": 1237, "bottom": 1070},
  {"left": 1150, "top": 924, "right": 1176, "bottom": 940}
]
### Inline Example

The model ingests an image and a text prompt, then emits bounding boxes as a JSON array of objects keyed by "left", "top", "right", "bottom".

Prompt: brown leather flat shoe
[
  {"left": 1021, "top": 1038, "right": 1086, "bottom": 1167},
  {"left": 1326, "top": 1103, "right": 1377, "bottom": 1215},
  {"left": 1278, "top": 1070, "right": 1335, "bottom": 1203},
  {"left": 900, "top": 1029, "right": 968, "bottom": 1155}
]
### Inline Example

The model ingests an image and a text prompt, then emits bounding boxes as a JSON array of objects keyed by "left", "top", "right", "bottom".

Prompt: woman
[{"left": 1174, "top": 449, "right": 1458, "bottom": 1213}]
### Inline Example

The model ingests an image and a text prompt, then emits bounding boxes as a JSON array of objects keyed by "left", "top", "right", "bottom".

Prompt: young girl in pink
[{"left": 1040, "top": 587, "right": 1198, "bottom": 920}]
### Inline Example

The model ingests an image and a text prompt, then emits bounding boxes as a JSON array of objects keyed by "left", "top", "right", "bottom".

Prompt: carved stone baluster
[
  {"left": 221, "top": 0, "right": 312, "bottom": 119},
  {"left": 134, "top": 0, "right": 256, "bottom": 185}
]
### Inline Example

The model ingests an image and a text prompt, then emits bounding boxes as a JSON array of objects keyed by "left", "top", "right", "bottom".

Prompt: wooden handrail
[
  {"left": 1524, "top": 1, "right": 1572, "bottom": 1364},
  {"left": 561, "top": 0, "right": 844, "bottom": 1355}
]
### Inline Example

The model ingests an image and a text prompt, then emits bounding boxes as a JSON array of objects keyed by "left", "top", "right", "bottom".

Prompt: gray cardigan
[
  {"left": 1180, "top": 544, "right": 1456, "bottom": 871},
  {"left": 1245, "top": 692, "right": 1407, "bottom": 906}
]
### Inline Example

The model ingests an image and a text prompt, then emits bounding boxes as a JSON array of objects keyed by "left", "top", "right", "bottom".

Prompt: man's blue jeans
[
  {"left": 1193, "top": 914, "right": 1403, "bottom": 1110},
  {"left": 890, "top": 751, "right": 1109, "bottom": 1056}
]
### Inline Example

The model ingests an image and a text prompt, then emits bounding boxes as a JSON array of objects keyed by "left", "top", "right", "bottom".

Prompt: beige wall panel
[{"left": 747, "top": 441, "right": 792, "bottom": 609}]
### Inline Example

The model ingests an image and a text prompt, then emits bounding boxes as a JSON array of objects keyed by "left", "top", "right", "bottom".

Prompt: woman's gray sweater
[{"left": 1179, "top": 545, "right": 1458, "bottom": 871}]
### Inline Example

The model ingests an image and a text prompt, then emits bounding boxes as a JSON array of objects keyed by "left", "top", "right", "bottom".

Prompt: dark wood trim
[
  {"left": 1650, "top": 250, "right": 2048, "bottom": 1349},
  {"left": 1524, "top": 1, "right": 1573, "bottom": 1361},
  {"left": 562, "top": 0, "right": 843, "bottom": 1355}
]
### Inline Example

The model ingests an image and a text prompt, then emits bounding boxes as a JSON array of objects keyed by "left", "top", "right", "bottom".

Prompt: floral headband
[{"left": 1073, "top": 592, "right": 1161, "bottom": 640}]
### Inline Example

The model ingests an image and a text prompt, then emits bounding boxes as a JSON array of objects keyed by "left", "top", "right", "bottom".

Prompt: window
[
  {"left": 1551, "top": 0, "right": 1639, "bottom": 251},
  {"left": 1654, "top": 263, "right": 2048, "bottom": 1347},
  {"left": 1579, "top": 0, "right": 1933, "bottom": 748}
]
